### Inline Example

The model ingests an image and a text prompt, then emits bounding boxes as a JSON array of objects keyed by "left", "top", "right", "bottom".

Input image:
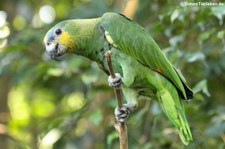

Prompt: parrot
[{"left": 44, "top": 12, "right": 193, "bottom": 145}]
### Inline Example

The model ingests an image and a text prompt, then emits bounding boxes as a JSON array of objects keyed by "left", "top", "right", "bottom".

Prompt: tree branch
[
  {"left": 105, "top": 51, "right": 128, "bottom": 149},
  {"left": 122, "top": 0, "right": 139, "bottom": 19}
]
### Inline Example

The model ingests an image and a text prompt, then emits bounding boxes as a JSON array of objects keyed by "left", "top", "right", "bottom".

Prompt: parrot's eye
[{"left": 55, "top": 28, "right": 62, "bottom": 36}]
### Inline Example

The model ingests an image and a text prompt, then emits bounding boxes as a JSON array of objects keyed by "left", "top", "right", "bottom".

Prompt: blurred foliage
[{"left": 0, "top": 0, "right": 225, "bottom": 149}]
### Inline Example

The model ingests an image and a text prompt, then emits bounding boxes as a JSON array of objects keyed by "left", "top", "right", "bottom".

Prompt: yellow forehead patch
[{"left": 57, "top": 31, "right": 75, "bottom": 49}]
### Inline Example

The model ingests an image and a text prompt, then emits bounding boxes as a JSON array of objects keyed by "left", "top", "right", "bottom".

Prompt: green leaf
[
  {"left": 192, "top": 79, "right": 211, "bottom": 97},
  {"left": 171, "top": 9, "right": 179, "bottom": 22},
  {"left": 187, "top": 52, "right": 205, "bottom": 62},
  {"left": 47, "top": 68, "right": 64, "bottom": 76},
  {"left": 217, "top": 30, "right": 225, "bottom": 39},
  {"left": 107, "top": 131, "right": 118, "bottom": 146},
  {"left": 211, "top": 6, "right": 225, "bottom": 25},
  {"left": 169, "top": 35, "right": 184, "bottom": 46},
  {"left": 198, "top": 32, "right": 210, "bottom": 42}
]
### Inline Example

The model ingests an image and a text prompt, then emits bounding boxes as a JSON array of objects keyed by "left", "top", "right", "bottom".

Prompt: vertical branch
[
  {"left": 105, "top": 51, "right": 128, "bottom": 149},
  {"left": 122, "top": 0, "right": 139, "bottom": 19}
]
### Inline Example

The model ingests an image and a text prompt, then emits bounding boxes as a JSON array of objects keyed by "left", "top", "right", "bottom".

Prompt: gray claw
[
  {"left": 114, "top": 106, "right": 130, "bottom": 123},
  {"left": 114, "top": 103, "right": 137, "bottom": 123},
  {"left": 108, "top": 73, "right": 122, "bottom": 89}
]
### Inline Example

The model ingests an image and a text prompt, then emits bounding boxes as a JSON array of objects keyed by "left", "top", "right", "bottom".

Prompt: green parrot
[{"left": 44, "top": 12, "right": 193, "bottom": 145}]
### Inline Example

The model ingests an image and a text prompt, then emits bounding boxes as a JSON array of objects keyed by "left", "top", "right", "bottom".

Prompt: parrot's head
[{"left": 44, "top": 21, "right": 75, "bottom": 59}]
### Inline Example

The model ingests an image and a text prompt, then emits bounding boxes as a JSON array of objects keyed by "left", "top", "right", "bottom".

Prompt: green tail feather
[{"left": 157, "top": 89, "right": 193, "bottom": 145}]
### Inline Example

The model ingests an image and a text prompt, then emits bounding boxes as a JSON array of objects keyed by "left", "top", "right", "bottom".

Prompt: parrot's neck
[{"left": 72, "top": 18, "right": 106, "bottom": 63}]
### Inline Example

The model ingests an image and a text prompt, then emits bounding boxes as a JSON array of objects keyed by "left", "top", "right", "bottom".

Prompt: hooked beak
[
  {"left": 44, "top": 34, "right": 68, "bottom": 60},
  {"left": 45, "top": 42, "right": 63, "bottom": 59}
]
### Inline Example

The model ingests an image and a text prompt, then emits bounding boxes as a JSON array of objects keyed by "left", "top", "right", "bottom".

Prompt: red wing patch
[{"left": 155, "top": 68, "right": 163, "bottom": 73}]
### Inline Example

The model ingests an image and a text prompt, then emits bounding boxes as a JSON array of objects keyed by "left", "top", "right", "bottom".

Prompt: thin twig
[{"left": 105, "top": 51, "right": 128, "bottom": 149}]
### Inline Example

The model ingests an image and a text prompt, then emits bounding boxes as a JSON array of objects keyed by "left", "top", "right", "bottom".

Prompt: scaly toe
[
  {"left": 114, "top": 106, "right": 130, "bottom": 123},
  {"left": 108, "top": 73, "right": 122, "bottom": 88}
]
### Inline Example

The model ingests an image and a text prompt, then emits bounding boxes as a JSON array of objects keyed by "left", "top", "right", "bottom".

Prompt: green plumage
[
  {"left": 45, "top": 12, "right": 193, "bottom": 145},
  {"left": 101, "top": 13, "right": 193, "bottom": 100}
]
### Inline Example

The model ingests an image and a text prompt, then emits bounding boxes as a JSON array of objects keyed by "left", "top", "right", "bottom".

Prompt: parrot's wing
[
  {"left": 100, "top": 13, "right": 193, "bottom": 100},
  {"left": 157, "top": 88, "right": 193, "bottom": 145}
]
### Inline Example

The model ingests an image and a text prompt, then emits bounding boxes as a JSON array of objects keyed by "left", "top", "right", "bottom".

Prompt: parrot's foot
[
  {"left": 114, "top": 103, "right": 137, "bottom": 123},
  {"left": 108, "top": 73, "right": 122, "bottom": 89}
]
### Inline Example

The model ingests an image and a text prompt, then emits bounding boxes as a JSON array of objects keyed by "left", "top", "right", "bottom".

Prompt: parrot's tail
[{"left": 157, "top": 89, "right": 193, "bottom": 145}]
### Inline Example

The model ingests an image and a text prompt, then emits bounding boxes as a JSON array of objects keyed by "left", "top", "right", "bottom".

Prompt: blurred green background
[{"left": 0, "top": 0, "right": 225, "bottom": 149}]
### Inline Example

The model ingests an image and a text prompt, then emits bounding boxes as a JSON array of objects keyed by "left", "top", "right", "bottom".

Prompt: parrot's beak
[{"left": 44, "top": 33, "right": 68, "bottom": 59}]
